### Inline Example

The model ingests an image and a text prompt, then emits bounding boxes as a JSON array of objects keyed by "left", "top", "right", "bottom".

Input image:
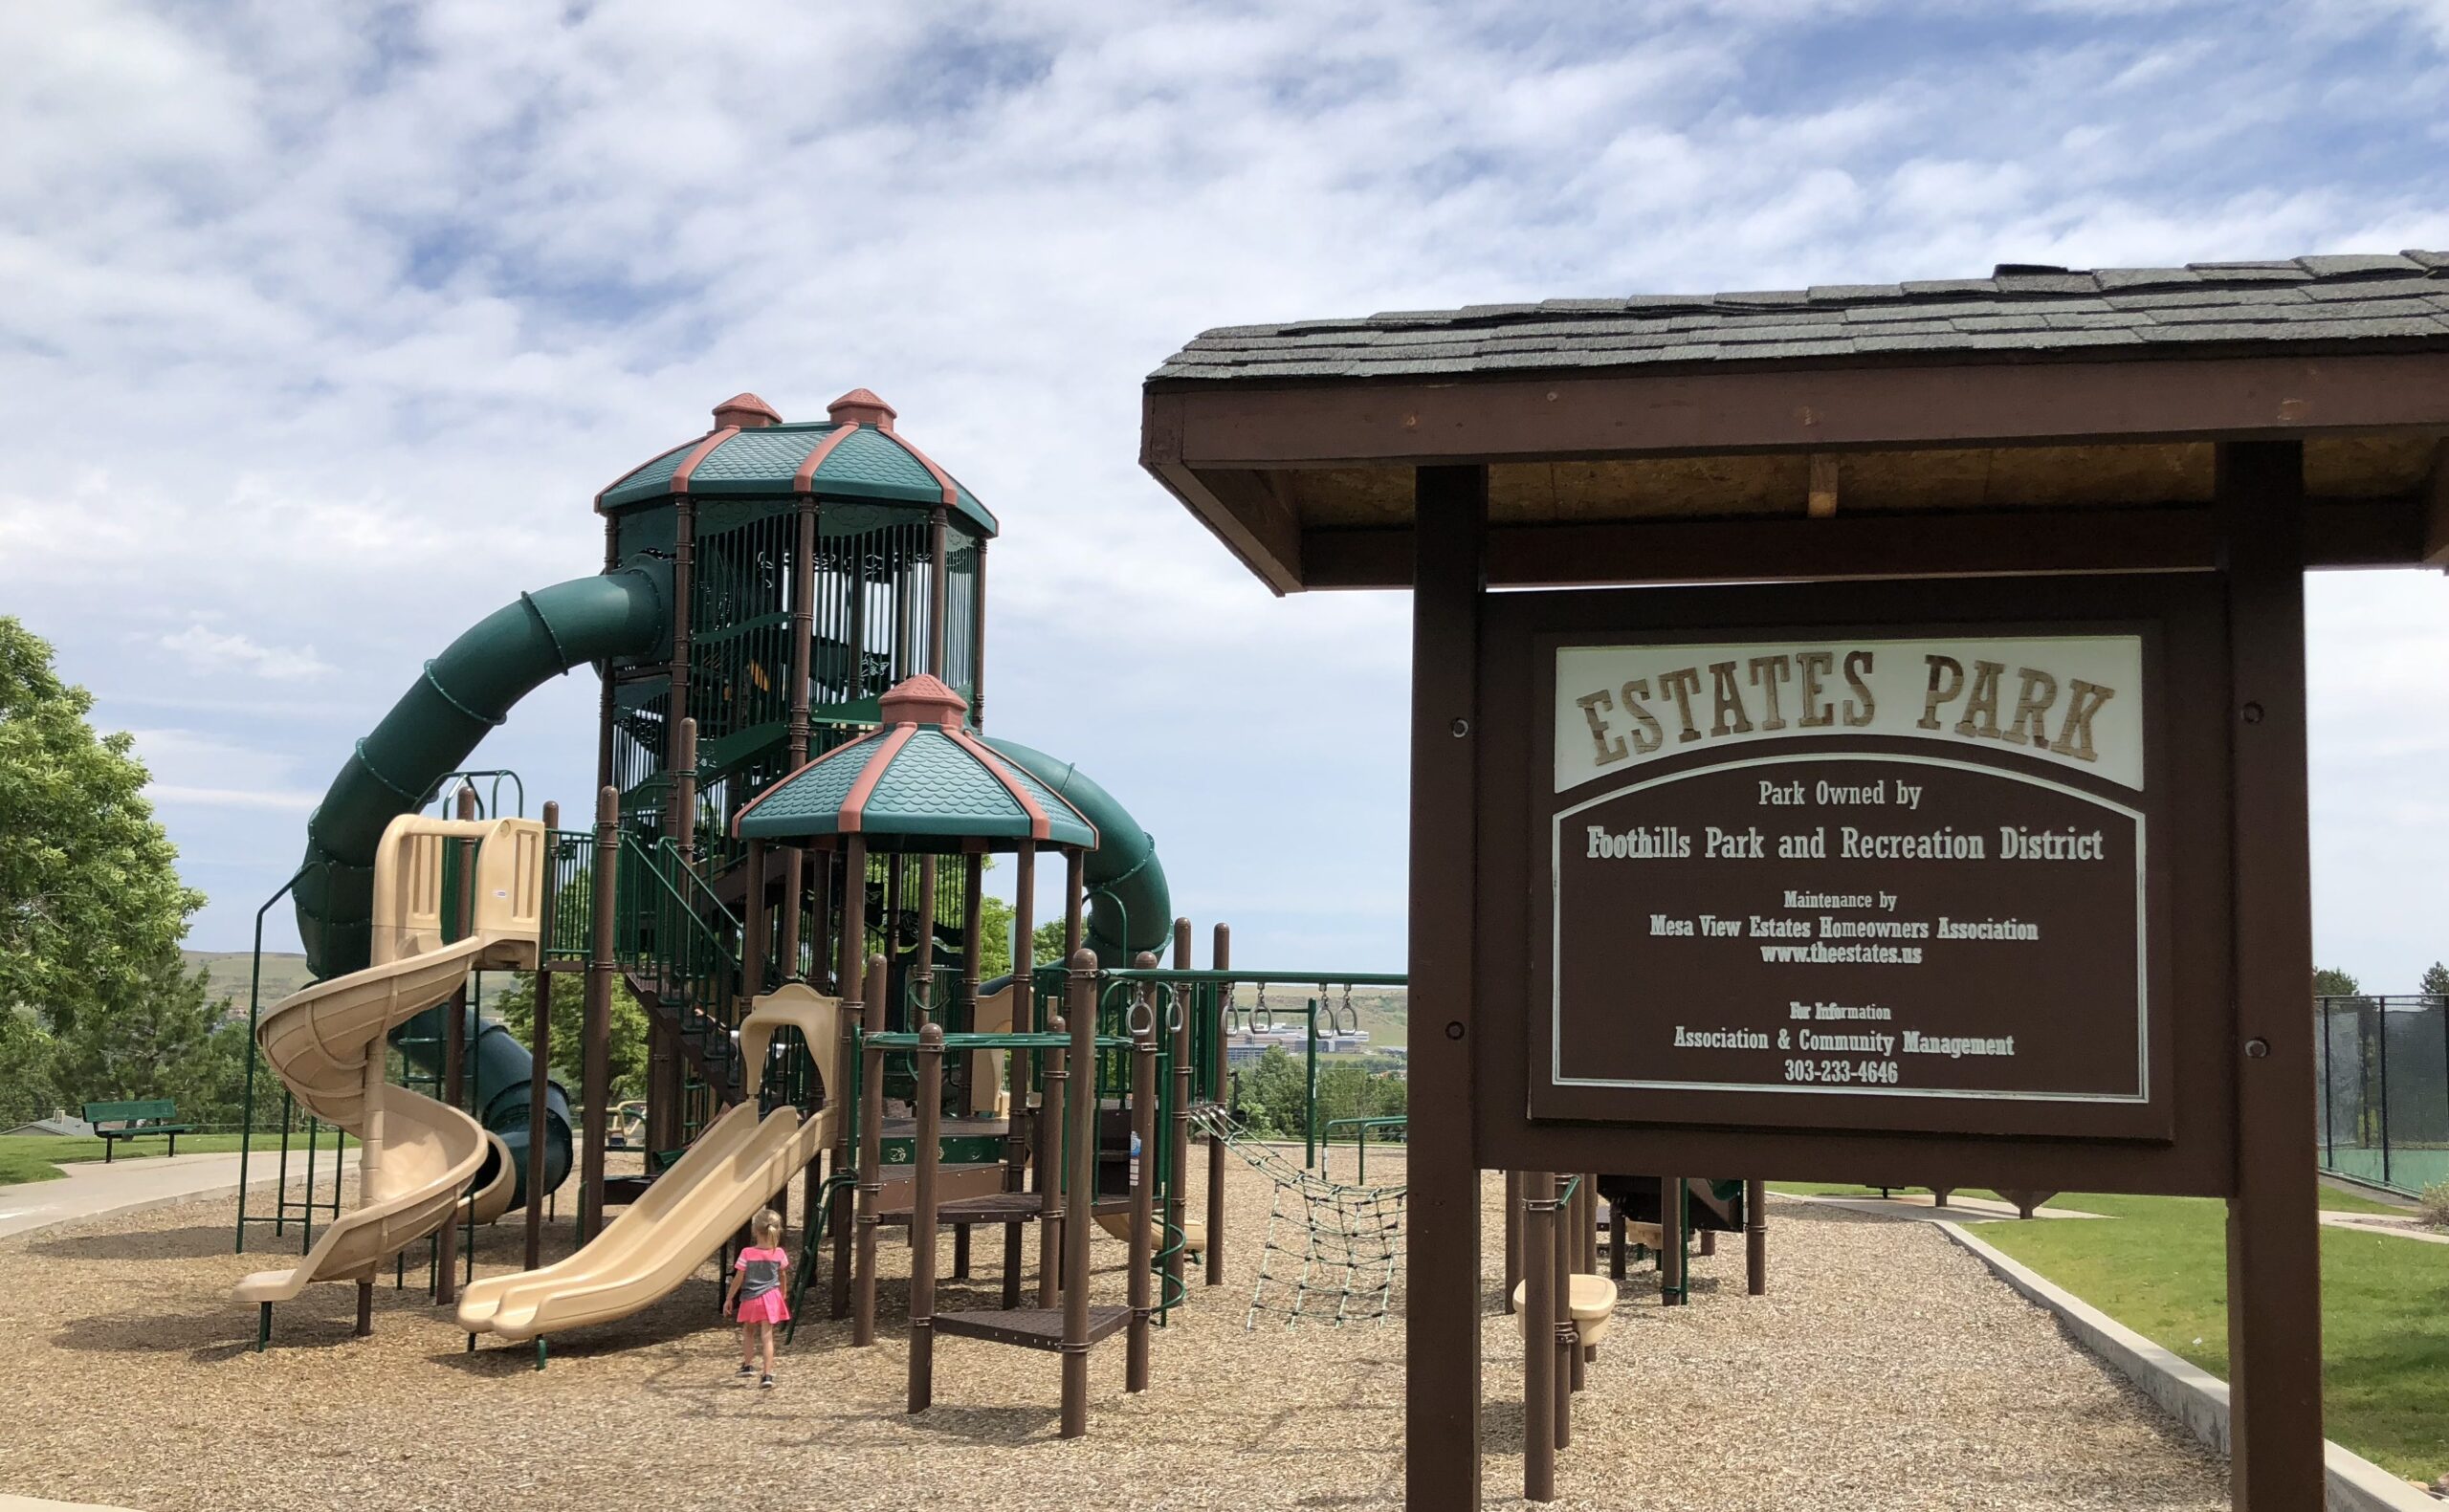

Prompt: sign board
[{"left": 1475, "top": 577, "right": 2232, "bottom": 1192}]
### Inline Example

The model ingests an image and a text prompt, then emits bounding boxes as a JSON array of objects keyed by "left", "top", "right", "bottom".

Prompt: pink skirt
[{"left": 738, "top": 1290, "right": 790, "bottom": 1326}]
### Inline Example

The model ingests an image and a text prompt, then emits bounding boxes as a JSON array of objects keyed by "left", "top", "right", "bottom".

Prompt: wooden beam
[
  {"left": 1405, "top": 465, "right": 1486, "bottom": 1511},
  {"left": 2216, "top": 440, "right": 2326, "bottom": 1510},
  {"left": 1297, "top": 497, "right": 2424, "bottom": 590},
  {"left": 1149, "top": 350, "right": 2449, "bottom": 471},
  {"left": 1148, "top": 457, "right": 1302, "bottom": 598},
  {"left": 1807, "top": 454, "right": 1840, "bottom": 518}
]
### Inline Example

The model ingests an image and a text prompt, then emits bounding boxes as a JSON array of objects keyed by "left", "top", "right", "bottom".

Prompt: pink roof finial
[
  {"left": 877, "top": 673, "right": 968, "bottom": 728},
  {"left": 713, "top": 393, "right": 783, "bottom": 429},
  {"left": 827, "top": 388, "right": 897, "bottom": 432}
]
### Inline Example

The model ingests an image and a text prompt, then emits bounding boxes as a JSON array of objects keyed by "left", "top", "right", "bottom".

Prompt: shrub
[{"left": 2416, "top": 1181, "right": 2449, "bottom": 1230}]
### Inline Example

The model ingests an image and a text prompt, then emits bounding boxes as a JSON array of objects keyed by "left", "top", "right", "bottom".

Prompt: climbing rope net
[{"left": 1190, "top": 1102, "right": 1405, "bottom": 1329}]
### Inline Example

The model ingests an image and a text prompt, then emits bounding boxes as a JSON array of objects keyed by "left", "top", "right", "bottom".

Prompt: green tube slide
[
  {"left": 292, "top": 564, "right": 668, "bottom": 1208},
  {"left": 984, "top": 737, "right": 1174, "bottom": 968}
]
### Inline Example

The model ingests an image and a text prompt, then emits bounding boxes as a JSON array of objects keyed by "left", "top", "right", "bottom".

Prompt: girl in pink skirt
[{"left": 724, "top": 1208, "right": 790, "bottom": 1388}]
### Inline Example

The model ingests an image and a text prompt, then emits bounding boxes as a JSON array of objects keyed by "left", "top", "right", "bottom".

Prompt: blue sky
[{"left": 5, "top": 1, "right": 2448, "bottom": 985}]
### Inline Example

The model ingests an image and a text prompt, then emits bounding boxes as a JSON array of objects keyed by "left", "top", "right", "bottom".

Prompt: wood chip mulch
[{"left": 0, "top": 1150, "right": 2229, "bottom": 1510}]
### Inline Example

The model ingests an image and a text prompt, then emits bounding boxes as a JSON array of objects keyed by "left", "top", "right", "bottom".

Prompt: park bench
[{"left": 80, "top": 1099, "right": 191, "bottom": 1161}]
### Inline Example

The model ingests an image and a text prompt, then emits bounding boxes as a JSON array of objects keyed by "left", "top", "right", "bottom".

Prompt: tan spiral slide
[
  {"left": 233, "top": 815, "right": 548, "bottom": 1306},
  {"left": 455, "top": 982, "right": 844, "bottom": 1344}
]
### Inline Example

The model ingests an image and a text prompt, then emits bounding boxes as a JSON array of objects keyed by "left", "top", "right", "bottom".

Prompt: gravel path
[{"left": 0, "top": 1152, "right": 2226, "bottom": 1511}]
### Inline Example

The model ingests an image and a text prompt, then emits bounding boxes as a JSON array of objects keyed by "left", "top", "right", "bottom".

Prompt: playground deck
[{"left": 0, "top": 1152, "right": 2228, "bottom": 1511}]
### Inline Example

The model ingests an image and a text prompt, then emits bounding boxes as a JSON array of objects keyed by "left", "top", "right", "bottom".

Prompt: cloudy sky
[{"left": 5, "top": 1, "right": 2447, "bottom": 987}]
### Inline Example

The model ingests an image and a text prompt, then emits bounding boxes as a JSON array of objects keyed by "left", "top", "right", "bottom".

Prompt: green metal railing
[{"left": 1323, "top": 1115, "right": 1409, "bottom": 1183}]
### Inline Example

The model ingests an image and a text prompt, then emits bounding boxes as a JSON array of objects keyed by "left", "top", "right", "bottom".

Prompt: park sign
[
  {"left": 1475, "top": 573, "right": 2228, "bottom": 1187},
  {"left": 1545, "top": 630, "right": 2151, "bottom": 1134}
]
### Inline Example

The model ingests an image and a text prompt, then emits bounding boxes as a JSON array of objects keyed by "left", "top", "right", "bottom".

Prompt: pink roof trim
[
  {"left": 593, "top": 436, "right": 702, "bottom": 512},
  {"left": 727, "top": 728, "right": 885, "bottom": 838},
  {"left": 791, "top": 421, "right": 863, "bottom": 492},
  {"left": 882, "top": 429, "right": 962, "bottom": 509},
  {"left": 836, "top": 723, "right": 916, "bottom": 835},
  {"left": 946, "top": 728, "right": 1098, "bottom": 847},
  {"left": 668, "top": 425, "right": 742, "bottom": 495}
]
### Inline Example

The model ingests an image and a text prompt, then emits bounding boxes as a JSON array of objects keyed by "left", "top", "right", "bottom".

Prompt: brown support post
[
  {"left": 582, "top": 786, "right": 618, "bottom": 1242},
  {"left": 1407, "top": 463, "right": 1486, "bottom": 1511},
  {"left": 854, "top": 950, "right": 888, "bottom": 1348},
  {"left": 781, "top": 493, "right": 817, "bottom": 980},
  {"left": 1039, "top": 1013, "right": 1067, "bottom": 1312},
  {"left": 908, "top": 1023, "right": 944, "bottom": 1413},
  {"left": 1205, "top": 922, "right": 1229, "bottom": 1287},
  {"left": 829, "top": 837, "right": 866, "bottom": 1320},
  {"left": 669, "top": 502, "right": 695, "bottom": 848},
  {"left": 1608, "top": 1195, "right": 1625, "bottom": 1282},
  {"left": 436, "top": 784, "right": 476, "bottom": 1305},
  {"left": 1577, "top": 1178, "right": 1598, "bottom": 1367},
  {"left": 1746, "top": 1178, "right": 1767, "bottom": 1297},
  {"left": 970, "top": 537, "right": 988, "bottom": 725},
  {"left": 914, "top": 855, "right": 938, "bottom": 1025},
  {"left": 1166, "top": 916, "right": 1192, "bottom": 1302},
  {"left": 2218, "top": 438, "right": 2325, "bottom": 1512},
  {"left": 1660, "top": 1173, "right": 1686, "bottom": 1306},
  {"left": 1004, "top": 840, "right": 1036, "bottom": 1308},
  {"left": 742, "top": 839, "right": 768, "bottom": 1003},
  {"left": 1564, "top": 1180, "right": 1586, "bottom": 1391},
  {"left": 1127, "top": 1010, "right": 1157, "bottom": 1393},
  {"left": 1521, "top": 1171, "right": 1555, "bottom": 1503},
  {"left": 673, "top": 717, "right": 698, "bottom": 864},
  {"left": 1552, "top": 1185, "right": 1574, "bottom": 1440},
  {"left": 1504, "top": 1171, "right": 1522, "bottom": 1312},
  {"left": 928, "top": 505, "right": 951, "bottom": 675},
  {"left": 1064, "top": 847, "right": 1085, "bottom": 960},
  {"left": 1061, "top": 951, "right": 1097, "bottom": 1438},
  {"left": 355, "top": 1278, "right": 373, "bottom": 1337},
  {"left": 524, "top": 800, "right": 560, "bottom": 1273}
]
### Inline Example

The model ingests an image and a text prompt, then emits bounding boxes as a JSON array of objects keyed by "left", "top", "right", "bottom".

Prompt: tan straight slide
[
  {"left": 234, "top": 816, "right": 547, "bottom": 1304},
  {"left": 457, "top": 983, "right": 844, "bottom": 1344}
]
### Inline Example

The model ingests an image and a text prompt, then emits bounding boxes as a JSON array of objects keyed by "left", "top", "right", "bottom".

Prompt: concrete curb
[{"left": 1939, "top": 1221, "right": 2436, "bottom": 1512}]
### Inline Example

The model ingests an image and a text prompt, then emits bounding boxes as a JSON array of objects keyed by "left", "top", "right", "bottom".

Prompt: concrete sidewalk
[{"left": 0, "top": 1151, "right": 285, "bottom": 1241}]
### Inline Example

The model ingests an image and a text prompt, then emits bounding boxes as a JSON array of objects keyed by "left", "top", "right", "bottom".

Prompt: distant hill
[{"left": 185, "top": 951, "right": 518, "bottom": 1018}]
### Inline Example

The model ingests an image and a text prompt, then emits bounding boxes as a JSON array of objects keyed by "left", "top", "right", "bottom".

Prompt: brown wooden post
[
  {"left": 2218, "top": 438, "right": 2324, "bottom": 1512},
  {"left": 1577, "top": 1178, "right": 1598, "bottom": 1367},
  {"left": 524, "top": 800, "right": 560, "bottom": 1273},
  {"left": 1660, "top": 1173, "right": 1686, "bottom": 1306},
  {"left": 1746, "top": 1178, "right": 1767, "bottom": 1296},
  {"left": 1407, "top": 463, "right": 1486, "bottom": 1511},
  {"left": 1039, "top": 1013, "right": 1067, "bottom": 1312},
  {"left": 1127, "top": 1008, "right": 1158, "bottom": 1392},
  {"left": 829, "top": 837, "right": 866, "bottom": 1320},
  {"left": 1521, "top": 1171, "right": 1555, "bottom": 1503},
  {"left": 356, "top": 1278, "right": 373, "bottom": 1336},
  {"left": 1166, "top": 916, "right": 1192, "bottom": 1301},
  {"left": 1608, "top": 1196, "right": 1625, "bottom": 1282},
  {"left": 1061, "top": 950, "right": 1097, "bottom": 1438},
  {"left": 582, "top": 785, "right": 618, "bottom": 1242},
  {"left": 908, "top": 1022, "right": 944, "bottom": 1412},
  {"left": 1004, "top": 840, "right": 1036, "bottom": 1308},
  {"left": 853, "top": 949, "right": 888, "bottom": 1347},
  {"left": 960, "top": 851, "right": 984, "bottom": 1110},
  {"left": 434, "top": 784, "right": 477, "bottom": 1304},
  {"left": 1504, "top": 1171, "right": 1522, "bottom": 1312},
  {"left": 669, "top": 497, "right": 695, "bottom": 838},
  {"left": 1205, "top": 922, "right": 1229, "bottom": 1287}
]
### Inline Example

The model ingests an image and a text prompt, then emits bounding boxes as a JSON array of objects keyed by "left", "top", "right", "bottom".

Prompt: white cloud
[
  {"left": 159, "top": 625, "right": 333, "bottom": 681},
  {"left": 0, "top": 1, "right": 2443, "bottom": 968}
]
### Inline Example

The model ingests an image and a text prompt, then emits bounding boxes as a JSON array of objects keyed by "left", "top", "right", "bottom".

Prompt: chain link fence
[{"left": 2318, "top": 994, "right": 2449, "bottom": 1195}]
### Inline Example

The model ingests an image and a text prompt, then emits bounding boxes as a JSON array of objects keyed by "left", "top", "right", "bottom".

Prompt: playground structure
[{"left": 226, "top": 389, "right": 1414, "bottom": 1429}]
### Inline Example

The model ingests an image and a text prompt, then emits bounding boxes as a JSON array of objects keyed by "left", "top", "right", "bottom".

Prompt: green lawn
[
  {"left": 0, "top": 1132, "right": 354, "bottom": 1187},
  {"left": 1769, "top": 1181, "right": 2449, "bottom": 1480}
]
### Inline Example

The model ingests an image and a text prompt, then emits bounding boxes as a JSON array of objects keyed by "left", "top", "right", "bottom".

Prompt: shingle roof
[{"left": 1150, "top": 252, "right": 2449, "bottom": 383}]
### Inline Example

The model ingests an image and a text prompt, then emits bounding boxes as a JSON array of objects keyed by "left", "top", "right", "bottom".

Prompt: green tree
[
  {"left": 1031, "top": 918, "right": 1070, "bottom": 969},
  {"left": 50, "top": 948, "right": 240, "bottom": 1117},
  {"left": 0, "top": 618, "right": 202, "bottom": 1031},
  {"left": 2420, "top": 962, "right": 2449, "bottom": 999},
  {"left": 0, "top": 1003, "right": 60, "bottom": 1119},
  {"left": 2314, "top": 968, "right": 2362, "bottom": 997},
  {"left": 492, "top": 971, "right": 650, "bottom": 1103}
]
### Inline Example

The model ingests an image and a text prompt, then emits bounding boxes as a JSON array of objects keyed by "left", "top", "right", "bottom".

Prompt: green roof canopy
[
  {"left": 732, "top": 675, "right": 1094, "bottom": 851},
  {"left": 598, "top": 389, "right": 997, "bottom": 538}
]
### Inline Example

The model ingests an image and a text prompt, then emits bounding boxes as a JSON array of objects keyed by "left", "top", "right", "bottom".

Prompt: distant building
[{"left": 5, "top": 1111, "right": 95, "bottom": 1137}]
